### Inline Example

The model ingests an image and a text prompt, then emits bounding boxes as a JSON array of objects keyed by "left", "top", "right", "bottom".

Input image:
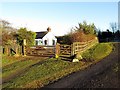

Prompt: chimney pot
[{"left": 47, "top": 27, "right": 51, "bottom": 32}]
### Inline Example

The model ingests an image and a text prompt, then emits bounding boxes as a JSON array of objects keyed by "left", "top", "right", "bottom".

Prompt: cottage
[{"left": 35, "top": 27, "right": 57, "bottom": 46}]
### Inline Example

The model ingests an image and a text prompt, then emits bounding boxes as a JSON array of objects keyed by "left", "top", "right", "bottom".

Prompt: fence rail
[{"left": 72, "top": 37, "right": 98, "bottom": 55}]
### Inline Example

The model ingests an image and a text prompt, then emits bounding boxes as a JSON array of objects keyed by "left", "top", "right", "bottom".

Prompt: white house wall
[{"left": 42, "top": 32, "right": 57, "bottom": 46}]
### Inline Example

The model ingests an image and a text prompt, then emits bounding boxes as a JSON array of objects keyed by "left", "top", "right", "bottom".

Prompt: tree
[
  {"left": 1, "top": 19, "right": 17, "bottom": 46},
  {"left": 69, "top": 21, "right": 97, "bottom": 43},
  {"left": 97, "top": 29, "right": 102, "bottom": 38},
  {"left": 110, "top": 22, "right": 118, "bottom": 33},
  {"left": 61, "top": 21, "right": 97, "bottom": 44},
  {"left": 62, "top": 34, "right": 72, "bottom": 45},
  {"left": 1, "top": 19, "right": 36, "bottom": 46},
  {"left": 114, "top": 30, "right": 120, "bottom": 41},
  {"left": 0, "top": 19, "right": 17, "bottom": 33},
  {"left": 74, "top": 21, "right": 97, "bottom": 35},
  {"left": 17, "top": 27, "right": 36, "bottom": 46}
]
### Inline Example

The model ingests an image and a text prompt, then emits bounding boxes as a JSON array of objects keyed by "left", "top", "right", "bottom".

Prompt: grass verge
[{"left": 81, "top": 43, "right": 113, "bottom": 61}]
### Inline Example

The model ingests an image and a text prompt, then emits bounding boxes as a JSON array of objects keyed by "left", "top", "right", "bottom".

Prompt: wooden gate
[
  {"left": 26, "top": 44, "right": 72, "bottom": 58},
  {"left": 26, "top": 45, "right": 55, "bottom": 57},
  {"left": 59, "top": 45, "right": 72, "bottom": 60}
]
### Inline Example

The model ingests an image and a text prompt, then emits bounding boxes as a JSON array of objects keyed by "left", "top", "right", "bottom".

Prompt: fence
[
  {"left": 2, "top": 38, "right": 98, "bottom": 58},
  {"left": 58, "top": 37, "right": 98, "bottom": 60},
  {"left": 2, "top": 45, "right": 23, "bottom": 56},
  {"left": 2, "top": 39, "right": 26, "bottom": 56},
  {"left": 71, "top": 37, "right": 98, "bottom": 55}
]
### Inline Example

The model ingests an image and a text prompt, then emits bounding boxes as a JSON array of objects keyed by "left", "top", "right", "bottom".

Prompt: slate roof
[{"left": 35, "top": 31, "right": 48, "bottom": 39}]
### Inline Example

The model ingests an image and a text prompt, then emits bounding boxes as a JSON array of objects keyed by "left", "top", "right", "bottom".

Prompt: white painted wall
[
  {"left": 35, "top": 32, "right": 57, "bottom": 46},
  {"left": 42, "top": 32, "right": 57, "bottom": 46}
]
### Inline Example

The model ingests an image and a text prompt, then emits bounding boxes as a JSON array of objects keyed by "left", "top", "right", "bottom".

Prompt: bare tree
[
  {"left": 0, "top": 19, "right": 17, "bottom": 33},
  {"left": 110, "top": 22, "right": 118, "bottom": 33},
  {"left": 0, "top": 19, "right": 17, "bottom": 46}
]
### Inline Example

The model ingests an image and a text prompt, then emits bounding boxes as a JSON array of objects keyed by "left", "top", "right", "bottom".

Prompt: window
[
  {"left": 44, "top": 40, "right": 47, "bottom": 45},
  {"left": 36, "top": 40, "right": 38, "bottom": 45},
  {"left": 39, "top": 40, "right": 42, "bottom": 45},
  {"left": 53, "top": 40, "right": 55, "bottom": 45}
]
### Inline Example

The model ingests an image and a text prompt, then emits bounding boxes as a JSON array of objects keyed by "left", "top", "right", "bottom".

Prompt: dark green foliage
[
  {"left": 17, "top": 28, "right": 36, "bottom": 46},
  {"left": 57, "top": 34, "right": 72, "bottom": 45},
  {"left": 74, "top": 21, "right": 97, "bottom": 35},
  {"left": 62, "top": 35, "right": 72, "bottom": 45}
]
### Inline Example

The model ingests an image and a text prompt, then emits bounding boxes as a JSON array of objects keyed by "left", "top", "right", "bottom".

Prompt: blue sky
[
  {"left": 118, "top": 2, "right": 120, "bottom": 30},
  {"left": 1, "top": 2, "right": 118, "bottom": 36}
]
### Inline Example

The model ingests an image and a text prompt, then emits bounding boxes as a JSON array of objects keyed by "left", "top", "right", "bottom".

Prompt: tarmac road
[{"left": 42, "top": 43, "right": 119, "bottom": 88}]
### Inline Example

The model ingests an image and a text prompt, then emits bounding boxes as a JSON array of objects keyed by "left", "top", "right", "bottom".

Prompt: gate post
[
  {"left": 55, "top": 43, "right": 60, "bottom": 58},
  {"left": 23, "top": 39, "right": 26, "bottom": 56},
  {"left": 14, "top": 45, "right": 19, "bottom": 56},
  {"left": 5, "top": 46, "right": 10, "bottom": 56},
  {"left": 8, "top": 46, "right": 11, "bottom": 56},
  {"left": 71, "top": 43, "right": 75, "bottom": 56},
  {"left": 15, "top": 46, "right": 18, "bottom": 55}
]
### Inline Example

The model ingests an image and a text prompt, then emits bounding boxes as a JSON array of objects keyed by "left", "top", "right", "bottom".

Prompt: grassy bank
[
  {"left": 82, "top": 43, "right": 113, "bottom": 61},
  {"left": 1, "top": 56, "right": 47, "bottom": 80},
  {"left": 2, "top": 43, "right": 113, "bottom": 88}
]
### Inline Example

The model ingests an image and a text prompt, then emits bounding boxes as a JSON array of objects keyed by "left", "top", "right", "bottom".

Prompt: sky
[
  {"left": 118, "top": 2, "right": 120, "bottom": 30},
  {"left": 1, "top": 1, "right": 119, "bottom": 36}
]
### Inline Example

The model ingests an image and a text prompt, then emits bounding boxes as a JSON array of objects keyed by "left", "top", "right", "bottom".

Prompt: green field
[{"left": 2, "top": 43, "right": 113, "bottom": 88}]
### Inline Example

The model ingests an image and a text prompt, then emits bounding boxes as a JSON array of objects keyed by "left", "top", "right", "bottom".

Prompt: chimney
[{"left": 47, "top": 27, "right": 51, "bottom": 32}]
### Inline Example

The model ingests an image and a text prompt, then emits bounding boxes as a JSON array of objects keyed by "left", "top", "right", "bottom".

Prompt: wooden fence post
[
  {"left": 5, "top": 46, "right": 9, "bottom": 56},
  {"left": 2, "top": 47, "right": 4, "bottom": 54},
  {"left": 71, "top": 42, "right": 76, "bottom": 56},
  {"left": 8, "top": 46, "right": 11, "bottom": 56},
  {"left": 4, "top": 46, "right": 7, "bottom": 55},
  {"left": 14, "top": 45, "right": 19, "bottom": 56},
  {"left": 23, "top": 39, "right": 26, "bottom": 56},
  {"left": 71, "top": 43, "right": 74, "bottom": 56},
  {"left": 55, "top": 43, "right": 60, "bottom": 58},
  {"left": 20, "top": 45, "right": 22, "bottom": 55}
]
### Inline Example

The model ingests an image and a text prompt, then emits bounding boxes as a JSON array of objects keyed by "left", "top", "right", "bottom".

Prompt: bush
[{"left": 70, "top": 31, "right": 96, "bottom": 42}]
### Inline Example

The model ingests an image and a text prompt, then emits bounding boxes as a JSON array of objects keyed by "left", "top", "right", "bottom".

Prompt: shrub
[{"left": 70, "top": 31, "right": 96, "bottom": 42}]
